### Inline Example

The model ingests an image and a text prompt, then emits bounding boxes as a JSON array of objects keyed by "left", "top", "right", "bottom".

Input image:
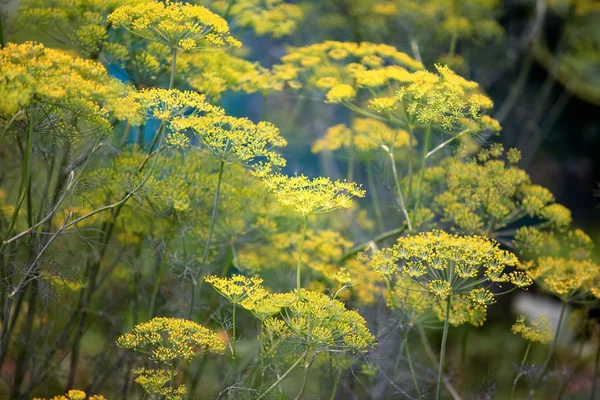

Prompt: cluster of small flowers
[
  {"left": 312, "top": 118, "right": 414, "bottom": 154},
  {"left": 108, "top": 1, "right": 241, "bottom": 51},
  {"left": 262, "top": 174, "right": 365, "bottom": 216}
]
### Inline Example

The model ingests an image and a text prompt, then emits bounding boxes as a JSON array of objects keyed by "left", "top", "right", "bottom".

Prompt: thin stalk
[
  {"left": 590, "top": 330, "right": 600, "bottom": 400},
  {"left": 510, "top": 342, "right": 531, "bottom": 399},
  {"left": 188, "top": 160, "right": 225, "bottom": 318},
  {"left": 169, "top": 48, "right": 177, "bottom": 90},
  {"left": 366, "top": 165, "right": 384, "bottom": 232},
  {"left": 329, "top": 367, "right": 342, "bottom": 400},
  {"left": 257, "top": 352, "right": 307, "bottom": 400},
  {"left": 436, "top": 296, "right": 452, "bottom": 400},
  {"left": 413, "top": 123, "right": 431, "bottom": 215},
  {"left": 295, "top": 364, "right": 310, "bottom": 400},
  {"left": 296, "top": 216, "right": 308, "bottom": 300},
  {"left": 384, "top": 146, "right": 412, "bottom": 231},
  {"left": 405, "top": 331, "right": 421, "bottom": 398},
  {"left": 231, "top": 303, "right": 237, "bottom": 365},
  {"left": 529, "top": 301, "right": 567, "bottom": 396},
  {"left": 338, "top": 226, "right": 407, "bottom": 263}
]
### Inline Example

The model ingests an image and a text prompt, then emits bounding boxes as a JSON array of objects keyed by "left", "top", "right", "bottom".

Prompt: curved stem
[
  {"left": 257, "top": 352, "right": 307, "bottom": 400},
  {"left": 329, "top": 367, "right": 342, "bottom": 400},
  {"left": 295, "top": 364, "right": 310, "bottom": 400},
  {"left": 188, "top": 160, "right": 225, "bottom": 318},
  {"left": 510, "top": 342, "right": 531, "bottom": 399},
  {"left": 436, "top": 296, "right": 452, "bottom": 400},
  {"left": 385, "top": 147, "right": 412, "bottom": 231},
  {"left": 405, "top": 331, "right": 421, "bottom": 398},
  {"left": 590, "top": 330, "right": 600, "bottom": 400},
  {"left": 231, "top": 302, "right": 237, "bottom": 365},
  {"left": 413, "top": 123, "right": 431, "bottom": 215},
  {"left": 296, "top": 215, "right": 308, "bottom": 300}
]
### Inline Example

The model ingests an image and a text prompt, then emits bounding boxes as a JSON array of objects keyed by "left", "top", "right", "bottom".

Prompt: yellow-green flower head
[
  {"left": 33, "top": 390, "right": 106, "bottom": 400},
  {"left": 520, "top": 257, "right": 600, "bottom": 301},
  {"left": 204, "top": 274, "right": 265, "bottom": 304},
  {"left": 362, "top": 230, "right": 529, "bottom": 314},
  {"left": 386, "top": 64, "right": 496, "bottom": 131},
  {"left": 108, "top": 1, "right": 241, "bottom": 51},
  {"left": 132, "top": 368, "right": 186, "bottom": 400},
  {"left": 274, "top": 41, "right": 423, "bottom": 99},
  {"left": 432, "top": 294, "right": 489, "bottom": 327},
  {"left": 512, "top": 314, "right": 554, "bottom": 344},
  {"left": 20, "top": 0, "right": 144, "bottom": 55},
  {"left": 413, "top": 145, "right": 573, "bottom": 234},
  {"left": 170, "top": 114, "right": 287, "bottom": 175},
  {"left": 117, "top": 317, "right": 225, "bottom": 363},
  {"left": 210, "top": 0, "right": 304, "bottom": 37},
  {"left": 262, "top": 173, "right": 366, "bottom": 216},
  {"left": 115, "top": 88, "right": 224, "bottom": 126},
  {"left": 312, "top": 118, "right": 414, "bottom": 154},
  {"left": 270, "top": 289, "right": 376, "bottom": 353},
  {"left": 0, "top": 42, "right": 121, "bottom": 128},
  {"left": 237, "top": 228, "right": 385, "bottom": 305},
  {"left": 181, "top": 51, "right": 282, "bottom": 101}
]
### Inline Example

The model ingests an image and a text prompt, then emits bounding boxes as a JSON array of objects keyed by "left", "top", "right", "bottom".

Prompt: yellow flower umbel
[
  {"left": 170, "top": 113, "right": 287, "bottom": 176},
  {"left": 0, "top": 42, "right": 121, "bottom": 130},
  {"left": 33, "top": 390, "right": 106, "bottom": 400},
  {"left": 180, "top": 51, "right": 282, "bottom": 101},
  {"left": 108, "top": 1, "right": 241, "bottom": 51},
  {"left": 510, "top": 314, "right": 554, "bottom": 397},
  {"left": 361, "top": 229, "right": 530, "bottom": 399},
  {"left": 115, "top": 88, "right": 224, "bottom": 127},
  {"left": 117, "top": 317, "right": 224, "bottom": 400},
  {"left": 512, "top": 315, "right": 554, "bottom": 344},
  {"left": 263, "top": 174, "right": 365, "bottom": 216},
  {"left": 413, "top": 144, "right": 573, "bottom": 234},
  {"left": 313, "top": 118, "right": 413, "bottom": 155},
  {"left": 274, "top": 41, "right": 423, "bottom": 105},
  {"left": 209, "top": 0, "right": 304, "bottom": 38},
  {"left": 262, "top": 173, "right": 365, "bottom": 299}
]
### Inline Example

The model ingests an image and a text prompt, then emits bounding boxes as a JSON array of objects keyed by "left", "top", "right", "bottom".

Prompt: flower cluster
[
  {"left": 361, "top": 230, "right": 531, "bottom": 325},
  {"left": 33, "top": 390, "right": 106, "bottom": 400},
  {"left": 236, "top": 229, "right": 386, "bottom": 305},
  {"left": 210, "top": 0, "right": 304, "bottom": 37},
  {"left": 0, "top": 42, "right": 121, "bottom": 131},
  {"left": 312, "top": 118, "right": 414, "bottom": 154},
  {"left": 512, "top": 314, "right": 554, "bottom": 344},
  {"left": 133, "top": 368, "right": 186, "bottom": 400},
  {"left": 274, "top": 41, "right": 423, "bottom": 101},
  {"left": 370, "top": 64, "right": 498, "bottom": 132},
  {"left": 262, "top": 174, "right": 365, "bottom": 216},
  {"left": 209, "top": 279, "right": 376, "bottom": 354},
  {"left": 108, "top": 1, "right": 241, "bottom": 51},
  {"left": 170, "top": 114, "right": 287, "bottom": 175},
  {"left": 115, "top": 88, "right": 223, "bottom": 126},
  {"left": 520, "top": 258, "right": 600, "bottom": 302},
  {"left": 19, "top": 0, "right": 137, "bottom": 55},
  {"left": 117, "top": 317, "right": 225, "bottom": 362},
  {"left": 180, "top": 51, "right": 281, "bottom": 100},
  {"left": 412, "top": 144, "right": 573, "bottom": 234},
  {"left": 204, "top": 274, "right": 266, "bottom": 304}
]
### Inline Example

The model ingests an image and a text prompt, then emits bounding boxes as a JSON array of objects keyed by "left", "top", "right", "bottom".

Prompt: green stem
[
  {"left": 329, "top": 368, "right": 342, "bottom": 400},
  {"left": 405, "top": 331, "right": 421, "bottom": 398},
  {"left": 385, "top": 147, "right": 412, "bottom": 231},
  {"left": 436, "top": 296, "right": 452, "bottom": 400},
  {"left": 231, "top": 302, "right": 237, "bottom": 365},
  {"left": 188, "top": 160, "right": 225, "bottom": 318},
  {"left": 169, "top": 48, "right": 177, "bottom": 90},
  {"left": 590, "top": 330, "right": 600, "bottom": 400},
  {"left": 366, "top": 165, "right": 384, "bottom": 232},
  {"left": 257, "top": 352, "right": 307, "bottom": 400},
  {"left": 536, "top": 301, "right": 567, "bottom": 385},
  {"left": 295, "top": 364, "right": 310, "bottom": 400},
  {"left": 296, "top": 215, "right": 308, "bottom": 300},
  {"left": 413, "top": 123, "right": 431, "bottom": 215},
  {"left": 510, "top": 342, "right": 531, "bottom": 399}
]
